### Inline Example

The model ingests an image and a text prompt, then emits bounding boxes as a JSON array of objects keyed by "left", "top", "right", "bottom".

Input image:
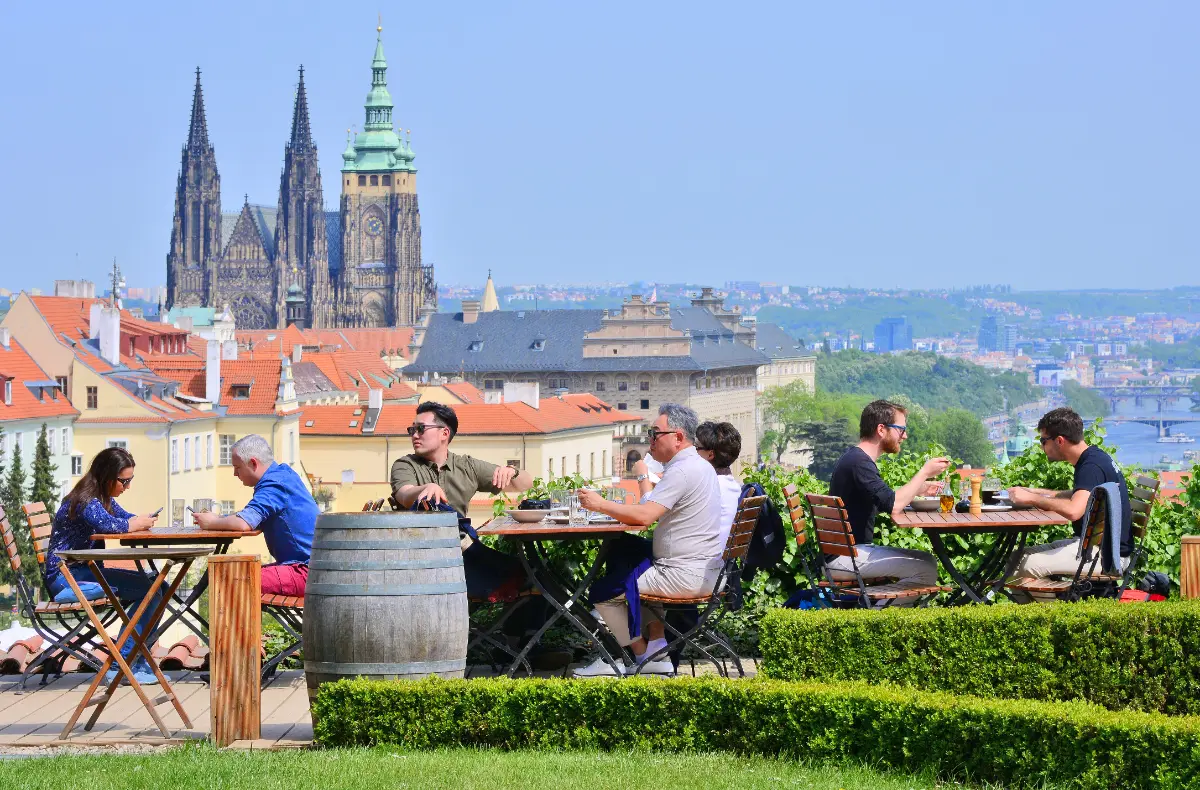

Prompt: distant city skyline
[{"left": 3, "top": 2, "right": 1199, "bottom": 293}]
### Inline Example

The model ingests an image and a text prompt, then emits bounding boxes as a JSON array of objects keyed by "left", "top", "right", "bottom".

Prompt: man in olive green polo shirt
[{"left": 391, "top": 401, "right": 535, "bottom": 517}]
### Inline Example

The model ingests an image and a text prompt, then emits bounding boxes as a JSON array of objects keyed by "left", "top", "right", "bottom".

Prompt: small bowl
[
  {"left": 507, "top": 509, "right": 550, "bottom": 523},
  {"left": 910, "top": 497, "right": 941, "bottom": 512}
]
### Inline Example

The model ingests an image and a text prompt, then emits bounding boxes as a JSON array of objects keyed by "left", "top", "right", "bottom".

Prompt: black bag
[
  {"left": 741, "top": 482, "right": 786, "bottom": 582},
  {"left": 1138, "top": 571, "right": 1170, "bottom": 598}
]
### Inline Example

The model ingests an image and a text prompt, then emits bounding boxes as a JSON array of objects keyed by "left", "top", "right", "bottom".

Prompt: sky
[{"left": 1, "top": 1, "right": 1198, "bottom": 293}]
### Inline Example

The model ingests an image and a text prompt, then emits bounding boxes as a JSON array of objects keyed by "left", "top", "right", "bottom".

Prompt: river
[{"left": 1100, "top": 397, "right": 1198, "bottom": 470}]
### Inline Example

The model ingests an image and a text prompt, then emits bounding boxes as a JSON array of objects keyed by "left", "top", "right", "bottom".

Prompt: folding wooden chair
[
  {"left": 3, "top": 504, "right": 118, "bottom": 689},
  {"left": 804, "top": 493, "right": 948, "bottom": 608},
  {"left": 781, "top": 484, "right": 835, "bottom": 605},
  {"left": 635, "top": 494, "right": 768, "bottom": 678},
  {"left": 261, "top": 593, "right": 303, "bottom": 684},
  {"left": 466, "top": 589, "right": 542, "bottom": 677},
  {"left": 1006, "top": 479, "right": 1157, "bottom": 602}
]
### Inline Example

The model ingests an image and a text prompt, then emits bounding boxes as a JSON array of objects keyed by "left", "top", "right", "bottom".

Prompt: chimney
[
  {"left": 222, "top": 339, "right": 238, "bottom": 360},
  {"left": 206, "top": 339, "right": 222, "bottom": 403},
  {"left": 503, "top": 381, "right": 540, "bottom": 410},
  {"left": 95, "top": 306, "right": 121, "bottom": 366},
  {"left": 88, "top": 303, "right": 103, "bottom": 339},
  {"left": 292, "top": 344, "right": 303, "bottom": 364},
  {"left": 368, "top": 388, "right": 383, "bottom": 410},
  {"left": 461, "top": 300, "right": 481, "bottom": 324},
  {"left": 276, "top": 357, "right": 298, "bottom": 412},
  {"left": 0, "top": 326, "right": 9, "bottom": 350}
]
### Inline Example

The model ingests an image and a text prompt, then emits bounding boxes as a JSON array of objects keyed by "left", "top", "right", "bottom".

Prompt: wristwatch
[{"left": 635, "top": 473, "right": 649, "bottom": 482}]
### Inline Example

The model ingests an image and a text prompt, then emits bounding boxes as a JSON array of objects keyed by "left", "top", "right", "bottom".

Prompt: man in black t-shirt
[
  {"left": 827, "top": 400, "right": 950, "bottom": 591},
  {"left": 1008, "top": 407, "right": 1132, "bottom": 595}
]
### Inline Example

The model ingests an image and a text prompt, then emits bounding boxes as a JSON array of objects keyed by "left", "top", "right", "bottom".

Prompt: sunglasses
[
  {"left": 647, "top": 428, "right": 678, "bottom": 443},
  {"left": 406, "top": 423, "right": 446, "bottom": 437},
  {"left": 1039, "top": 435, "right": 1054, "bottom": 446},
  {"left": 885, "top": 424, "right": 908, "bottom": 437},
  {"left": 116, "top": 475, "right": 135, "bottom": 488}
]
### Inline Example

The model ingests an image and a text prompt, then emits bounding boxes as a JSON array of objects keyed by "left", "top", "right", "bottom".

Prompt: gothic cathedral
[{"left": 165, "top": 27, "right": 436, "bottom": 329}]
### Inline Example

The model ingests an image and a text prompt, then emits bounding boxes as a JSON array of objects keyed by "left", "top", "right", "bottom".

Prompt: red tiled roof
[
  {"left": 30, "top": 296, "right": 197, "bottom": 369},
  {"left": 333, "top": 328, "right": 413, "bottom": 357},
  {"left": 1160, "top": 471, "right": 1192, "bottom": 501},
  {"left": 0, "top": 337, "right": 79, "bottom": 421},
  {"left": 235, "top": 326, "right": 412, "bottom": 360},
  {"left": 443, "top": 381, "right": 484, "bottom": 404},
  {"left": 142, "top": 357, "right": 285, "bottom": 416},
  {"left": 303, "top": 351, "right": 416, "bottom": 402}
]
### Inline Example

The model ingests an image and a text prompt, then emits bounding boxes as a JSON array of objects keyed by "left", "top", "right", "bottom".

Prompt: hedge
[
  {"left": 759, "top": 600, "right": 1200, "bottom": 714},
  {"left": 312, "top": 676, "right": 1200, "bottom": 789}
]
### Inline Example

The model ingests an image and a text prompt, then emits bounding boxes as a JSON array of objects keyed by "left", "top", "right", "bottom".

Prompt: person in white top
[
  {"left": 575, "top": 404, "right": 721, "bottom": 676},
  {"left": 695, "top": 421, "right": 743, "bottom": 548}
]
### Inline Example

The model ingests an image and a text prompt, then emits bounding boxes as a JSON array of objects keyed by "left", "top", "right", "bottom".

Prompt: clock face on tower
[{"left": 365, "top": 216, "right": 384, "bottom": 237}]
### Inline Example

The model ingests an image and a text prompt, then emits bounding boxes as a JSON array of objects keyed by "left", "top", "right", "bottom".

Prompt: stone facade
[{"left": 165, "top": 31, "right": 435, "bottom": 330}]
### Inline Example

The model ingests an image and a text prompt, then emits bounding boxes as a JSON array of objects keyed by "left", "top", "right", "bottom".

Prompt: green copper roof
[{"left": 343, "top": 26, "right": 415, "bottom": 174}]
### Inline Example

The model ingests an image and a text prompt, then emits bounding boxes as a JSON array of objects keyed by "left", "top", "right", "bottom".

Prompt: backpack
[{"left": 740, "top": 482, "right": 786, "bottom": 582}]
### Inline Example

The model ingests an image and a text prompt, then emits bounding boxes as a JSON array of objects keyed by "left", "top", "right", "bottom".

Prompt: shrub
[
  {"left": 759, "top": 601, "right": 1200, "bottom": 714},
  {"left": 313, "top": 676, "right": 1200, "bottom": 789}
]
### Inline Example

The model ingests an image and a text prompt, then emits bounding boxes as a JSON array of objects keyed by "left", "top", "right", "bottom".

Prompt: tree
[
  {"left": 1062, "top": 380, "right": 1111, "bottom": 419},
  {"left": 1, "top": 435, "right": 32, "bottom": 586},
  {"left": 926, "top": 409, "right": 998, "bottom": 468},
  {"left": 760, "top": 381, "right": 864, "bottom": 475},
  {"left": 30, "top": 424, "right": 59, "bottom": 514}
]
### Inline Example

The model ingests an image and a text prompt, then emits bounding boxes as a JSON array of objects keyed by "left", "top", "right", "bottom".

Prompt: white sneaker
[
  {"left": 633, "top": 658, "right": 675, "bottom": 676},
  {"left": 573, "top": 657, "right": 626, "bottom": 678}
]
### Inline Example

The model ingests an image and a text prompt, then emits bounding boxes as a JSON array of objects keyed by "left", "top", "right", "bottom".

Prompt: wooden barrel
[
  {"left": 1182, "top": 535, "right": 1200, "bottom": 600},
  {"left": 303, "top": 510, "right": 467, "bottom": 702}
]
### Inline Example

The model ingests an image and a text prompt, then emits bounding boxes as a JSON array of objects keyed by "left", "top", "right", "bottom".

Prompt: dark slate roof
[
  {"left": 405, "top": 309, "right": 768, "bottom": 375},
  {"left": 325, "top": 211, "right": 343, "bottom": 272},
  {"left": 291, "top": 360, "right": 342, "bottom": 396},
  {"left": 220, "top": 205, "right": 278, "bottom": 260},
  {"left": 754, "top": 322, "right": 811, "bottom": 360}
]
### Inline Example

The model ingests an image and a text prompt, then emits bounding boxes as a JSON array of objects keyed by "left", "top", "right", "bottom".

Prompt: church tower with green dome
[{"left": 335, "top": 23, "right": 433, "bottom": 327}]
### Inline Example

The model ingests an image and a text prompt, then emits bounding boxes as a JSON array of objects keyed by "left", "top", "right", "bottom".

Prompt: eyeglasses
[
  {"left": 647, "top": 428, "right": 678, "bottom": 443},
  {"left": 1039, "top": 435, "right": 1054, "bottom": 446},
  {"left": 405, "top": 423, "right": 445, "bottom": 437},
  {"left": 885, "top": 424, "right": 908, "bottom": 437},
  {"left": 116, "top": 475, "right": 135, "bottom": 488}
]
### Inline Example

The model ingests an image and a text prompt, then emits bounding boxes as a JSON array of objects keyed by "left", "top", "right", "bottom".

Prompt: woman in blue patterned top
[{"left": 49, "top": 447, "right": 161, "bottom": 684}]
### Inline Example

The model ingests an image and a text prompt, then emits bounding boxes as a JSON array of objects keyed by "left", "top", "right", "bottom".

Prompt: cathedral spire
[
  {"left": 364, "top": 23, "right": 394, "bottom": 131},
  {"left": 187, "top": 67, "right": 210, "bottom": 152},
  {"left": 289, "top": 66, "right": 313, "bottom": 151}
]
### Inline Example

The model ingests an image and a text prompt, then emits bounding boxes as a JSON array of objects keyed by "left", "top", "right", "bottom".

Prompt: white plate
[
  {"left": 547, "top": 513, "right": 617, "bottom": 525},
  {"left": 979, "top": 504, "right": 1013, "bottom": 512}
]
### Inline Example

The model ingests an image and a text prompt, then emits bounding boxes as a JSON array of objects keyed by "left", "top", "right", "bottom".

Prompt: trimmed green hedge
[
  {"left": 313, "top": 676, "right": 1200, "bottom": 789},
  {"left": 759, "top": 600, "right": 1200, "bottom": 714}
]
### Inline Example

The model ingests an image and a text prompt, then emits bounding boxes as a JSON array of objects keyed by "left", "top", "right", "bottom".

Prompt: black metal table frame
[
  {"left": 499, "top": 534, "right": 629, "bottom": 677},
  {"left": 924, "top": 526, "right": 1039, "bottom": 605}
]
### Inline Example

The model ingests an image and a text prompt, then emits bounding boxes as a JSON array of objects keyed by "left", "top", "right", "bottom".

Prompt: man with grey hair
[
  {"left": 575, "top": 403, "right": 721, "bottom": 676},
  {"left": 193, "top": 434, "right": 318, "bottom": 596}
]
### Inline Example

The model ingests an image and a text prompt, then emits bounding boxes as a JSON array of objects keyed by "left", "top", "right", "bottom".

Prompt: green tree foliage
[
  {"left": 0, "top": 435, "right": 32, "bottom": 585},
  {"left": 925, "top": 408, "right": 997, "bottom": 468},
  {"left": 759, "top": 381, "right": 863, "bottom": 477},
  {"left": 30, "top": 424, "right": 59, "bottom": 514},
  {"left": 1061, "top": 379, "right": 1111, "bottom": 418},
  {"left": 815, "top": 350, "right": 1040, "bottom": 415}
]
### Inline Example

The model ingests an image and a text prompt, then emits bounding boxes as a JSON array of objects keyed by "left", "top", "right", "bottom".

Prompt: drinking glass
[{"left": 568, "top": 494, "right": 587, "bottom": 526}]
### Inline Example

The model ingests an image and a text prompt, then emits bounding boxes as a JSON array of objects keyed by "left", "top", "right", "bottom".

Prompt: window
[
  {"left": 3, "top": 380, "right": 10, "bottom": 405},
  {"left": 86, "top": 386, "right": 98, "bottom": 409},
  {"left": 548, "top": 377, "right": 567, "bottom": 389},
  {"left": 617, "top": 380, "right": 628, "bottom": 392},
  {"left": 468, "top": 341, "right": 484, "bottom": 353},
  {"left": 231, "top": 385, "right": 251, "bottom": 399},
  {"left": 183, "top": 437, "right": 191, "bottom": 471},
  {"left": 639, "top": 380, "right": 650, "bottom": 392},
  {"left": 56, "top": 376, "right": 67, "bottom": 395},
  {"left": 14, "top": 432, "right": 21, "bottom": 454},
  {"left": 561, "top": 457, "right": 566, "bottom": 477},
  {"left": 548, "top": 457, "right": 555, "bottom": 478},
  {"left": 589, "top": 453, "right": 595, "bottom": 478},
  {"left": 71, "top": 455, "right": 83, "bottom": 476},
  {"left": 640, "top": 399, "right": 650, "bottom": 410},
  {"left": 171, "top": 499, "right": 185, "bottom": 528},
  {"left": 106, "top": 439, "right": 127, "bottom": 450},
  {"left": 61, "top": 428, "right": 70, "bottom": 456},
  {"left": 171, "top": 438, "right": 179, "bottom": 473},
  {"left": 289, "top": 430, "right": 296, "bottom": 463},
  {"left": 575, "top": 454, "right": 581, "bottom": 474},
  {"left": 47, "top": 428, "right": 55, "bottom": 452},
  {"left": 483, "top": 378, "right": 503, "bottom": 390},
  {"left": 194, "top": 435, "right": 202, "bottom": 469},
  {"left": 193, "top": 498, "right": 214, "bottom": 513},
  {"left": 602, "top": 450, "right": 607, "bottom": 476},
  {"left": 219, "top": 434, "right": 235, "bottom": 465},
  {"left": 369, "top": 175, "right": 379, "bottom": 186},
  {"left": 381, "top": 175, "right": 391, "bottom": 186},
  {"left": 506, "top": 459, "right": 521, "bottom": 471},
  {"left": 206, "top": 434, "right": 213, "bottom": 467},
  {"left": 221, "top": 500, "right": 236, "bottom": 516},
  {"left": 358, "top": 175, "right": 366, "bottom": 186},
  {"left": 595, "top": 381, "right": 606, "bottom": 392},
  {"left": 617, "top": 403, "right": 627, "bottom": 410}
]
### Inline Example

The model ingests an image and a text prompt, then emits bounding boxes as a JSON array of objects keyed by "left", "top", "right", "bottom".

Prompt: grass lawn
[{"left": 0, "top": 746, "right": 1065, "bottom": 789}]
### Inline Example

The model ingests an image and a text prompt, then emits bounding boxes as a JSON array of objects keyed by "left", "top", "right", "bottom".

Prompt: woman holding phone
[{"left": 47, "top": 446, "right": 161, "bottom": 684}]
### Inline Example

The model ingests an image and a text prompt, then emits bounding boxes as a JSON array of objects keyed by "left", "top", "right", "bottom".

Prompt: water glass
[{"left": 567, "top": 494, "right": 587, "bottom": 525}]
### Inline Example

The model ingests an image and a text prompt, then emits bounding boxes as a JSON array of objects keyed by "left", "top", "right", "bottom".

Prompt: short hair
[
  {"left": 231, "top": 434, "right": 273, "bottom": 466},
  {"left": 859, "top": 400, "right": 907, "bottom": 439},
  {"left": 696, "top": 421, "right": 742, "bottom": 469},
  {"left": 1037, "top": 407, "right": 1084, "bottom": 444},
  {"left": 659, "top": 403, "right": 699, "bottom": 443},
  {"left": 417, "top": 400, "right": 458, "bottom": 440}
]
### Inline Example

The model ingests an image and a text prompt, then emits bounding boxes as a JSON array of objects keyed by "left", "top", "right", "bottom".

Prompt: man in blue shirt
[{"left": 192, "top": 434, "right": 318, "bottom": 596}]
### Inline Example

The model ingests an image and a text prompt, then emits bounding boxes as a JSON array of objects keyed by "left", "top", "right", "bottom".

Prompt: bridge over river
[
  {"left": 1108, "top": 415, "right": 1200, "bottom": 438},
  {"left": 1092, "top": 385, "right": 1193, "bottom": 413}
]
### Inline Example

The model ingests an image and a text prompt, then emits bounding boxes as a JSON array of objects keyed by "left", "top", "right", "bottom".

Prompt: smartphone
[{"left": 150, "top": 507, "right": 164, "bottom": 517}]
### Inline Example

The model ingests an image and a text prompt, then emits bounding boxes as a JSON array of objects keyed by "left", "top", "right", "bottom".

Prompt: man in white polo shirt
[{"left": 575, "top": 403, "right": 721, "bottom": 676}]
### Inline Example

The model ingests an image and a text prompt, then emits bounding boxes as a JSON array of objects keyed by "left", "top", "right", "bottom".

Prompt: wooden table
[
  {"left": 55, "top": 546, "right": 213, "bottom": 740},
  {"left": 92, "top": 527, "right": 263, "bottom": 644},
  {"left": 477, "top": 516, "right": 640, "bottom": 676},
  {"left": 892, "top": 509, "right": 1070, "bottom": 604}
]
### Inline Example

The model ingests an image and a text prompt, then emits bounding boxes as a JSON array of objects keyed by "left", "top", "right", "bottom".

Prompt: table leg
[
  {"left": 505, "top": 539, "right": 623, "bottom": 677},
  {"left": 927, "top": 532, "right": 988, "bottom": 605},
  {"left": 138, "top": 540, "right": 232, "bottom": 645}
]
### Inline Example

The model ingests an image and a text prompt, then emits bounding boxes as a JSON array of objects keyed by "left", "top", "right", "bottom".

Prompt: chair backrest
[
  {"left": 388, "top": 495, "right": 402, "bottom": 511},
  {"left": 1129, "top": 475, "right": 1160, "bottom": 544},
  {"left": 21, "top": 502, "right": 52, "bottom": 569},
  {"left": 803, "top": 493, "right": 857, "bottom": 560},
  {"left": 372, "top": 499, "right": 385, "bottom": 512},
  {"left": 0, "top": 505, "right": 20, "bottom": 576},
  {"left": 782, "top": 484, "right": 808, "bottom": 548},
  {"left": 722, "top": 495, "right": 767, "bottom": 562},
  {"left": 361, "top": 500, "right": 373, "bottom": 512}
]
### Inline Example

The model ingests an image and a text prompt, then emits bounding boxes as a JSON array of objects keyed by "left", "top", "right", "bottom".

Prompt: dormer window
[
  {"left": 3, "top": 379, "right": 10, "bottom": 406},
  {"left": 231, "top": 385, "right": 251, "bottom": 399},
  {"left": 468, "top": 340, "right": 484, "bottom": 352},
  {"left": 531, "top": 338, "right": 546, "bottom": 351}
]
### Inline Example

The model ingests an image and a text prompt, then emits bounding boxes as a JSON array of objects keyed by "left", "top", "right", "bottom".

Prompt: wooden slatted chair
[
  {"left": 387, "top": 495, "right": 402, "bottom": 511},
  {"left": 635, "top": 494, "right": 768, "bottom": 678},
  {"left": 5, "top": 503, "right": 118, "bottom": 688},
  {"left": 804, "top": 493, "right": 948, "bottom": 608},
  {"left": 261, "top": 593, "right": 303, "bottom": 684},
  {"left": 781, "top": 484, "right": 835, "bottom": 605},
  {"left": 1006, "top": 477, "right": 1160, "bottom": 601}
]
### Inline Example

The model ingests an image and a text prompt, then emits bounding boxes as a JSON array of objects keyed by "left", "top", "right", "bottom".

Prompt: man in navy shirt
[
  {"left": 827, "top": 400, "right": 949, "bottom": 591},
  {"left": 193, "top": 434, "right": 318, "bottom": 597},
  {"left": 1008, "top": 407, "right": 1132, "bottom": 594}
]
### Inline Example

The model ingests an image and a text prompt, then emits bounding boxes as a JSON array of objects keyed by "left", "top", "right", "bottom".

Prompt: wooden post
[
  {"left": 209, "top": 555, "right": 261, "bottom": 746},
  {"left": 1182, "top": 536, "right": 1200, "bottom": 600}
]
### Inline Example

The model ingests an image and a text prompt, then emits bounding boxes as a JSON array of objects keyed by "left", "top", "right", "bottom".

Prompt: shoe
[
  {"left": 632, "top": 658, "right": 675, "bottom": 676},
  {"left": 131, "top": 658, "right": 159, "bottom": 686},
  {"left": 572, "top": 657, "right": 626, "bottom": 678}
]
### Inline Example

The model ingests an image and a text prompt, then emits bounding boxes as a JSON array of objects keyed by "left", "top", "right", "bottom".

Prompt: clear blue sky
[{"left": 1, "top": 1, "right": 1196, "bottom": 293}]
